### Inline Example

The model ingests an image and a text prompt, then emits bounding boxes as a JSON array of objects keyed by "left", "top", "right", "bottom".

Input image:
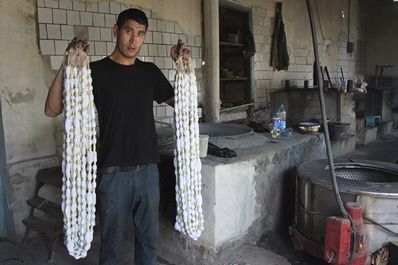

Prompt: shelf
[
  {"left": 220, "top": 41, "right": 244, "bottom": 47},
  {"left": 220, "top": 77, "right": 248, "bottom": 81}
]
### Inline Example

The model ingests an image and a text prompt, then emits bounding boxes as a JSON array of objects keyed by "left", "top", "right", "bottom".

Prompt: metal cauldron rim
[{"left": 297, "top": 158, "right": 398, "bottom": 197}]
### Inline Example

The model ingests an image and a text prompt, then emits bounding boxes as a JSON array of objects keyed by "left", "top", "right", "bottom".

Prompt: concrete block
[
  {"left": 254, "top": 34, "right": 263, "bottom": 44},
  {"left": 47, "top": 24, "right": 61, "bottom": 40},
  {"left": 52, "top": 9, "right": 66, "bottom": 24},
  {"left": 164, "top": 58, "right": 173, "bottom": 70},
  {"left": 178, "top": 34, "right": 187, "bottom": 45},
  {"left": 144, "top": 56, "right": 154, "bottom": 63},
  {"left": 88, "top": 27, "right": 101, "bottom": 41},
  {"left": 39, "top": 24, "right": 47, "bottom": 39},
  {"left": 106, "top": 42, "right": 115, "bottom": 54},
  {"left": 37, "top": 0, "right": 44, "bottom": 7},
  {"left": 161, "top": 69, "right": 168, "bottom": 78},
  {"left": 166, "top": 105, "right": 174, "bottom": 116},
  {"left": 98, "top": 1, "right": 109, "bottom": 13},
  {"left": 166, "top": 21, "right": 174, "bottom": 33},
  {"left": 94, "top": 41, "right": 106, "bottom": 55},
  {"left": 187, "top": 35, "right": 195, "bottom": 46},
  {"left": 91, "top": 55, "right": 103, "bottom": 62},
  {"left": 105, "top": 14, "right": 115, "bottom": 27},
  {"left": 170, "top": 34, "right": 179, "bottom": 46},
  {"left": 45, "top": 0, "right": 58, "bottom": 8},
  {"left": 110, "top": 1, "right": 121, "bottom": 14},
  {"left": 40, "top": 39, "right": 55, "bottom": 55},
  {"left": 50, "top": 55, "right": 63, "bottom": 70},
  {"left": 157, "top": 45, "right": 167, "bottom": 57},
  {"left": 148, "top": 44, "right": 157, "bottom": 56},
  {"left": 145, "top": 31, "right": 153, "bottom": 43},
  {"left": 195, "top": 35, "right": 202, "bottom": 47},
  {"left": 148, "top": 19, "right": 157, "bottom": 31},
  {"left": 162, "top": 33, "right": 171, "bottom": 45},
  {"left": 139, "top": 44, "right": 148, "bottom": 56},
  {"left": 154, "top": 57, "right": 164, "bottom": 69},
  {"left": 86, "top": 1, "right": 98, "bottom": 12},
  {"left": 80, "top": 12, "right": 93, "bottom": 26},
  {"left": 54, "top": 40, "right": 67, "bottom": 55},
  {"left": 93, "top": 13, "right": 105, "bottom": 27},
  {"left": 294, "top": 48, "right": 308, "bottom": 57},
  {"left": 191, "top": 47, "right": 199, "bottom": 58},
  {"left": 67, "top": 10, "right": 80, "bottom": 25},
  {"left": 153, "top": 32, "right": 162, "bottom": 44},
  {"left": 175, "top": 23, "right": 183, "bottom": 34},
  {"left": 257, "top": 87, "right": 266, "bottom": 98},
  {"left": 60, "top": 0, "right": 72, "bottom": 9},
  {"left": 156, "top": 106, "right": 166, "bottom": 118},
  {"left": 100, "top": 27, "right": 111, "bottom": 41},
  {"left": 61, "top": 25, "right": 74, "bottom": 40},
  {"left": 38, "top": 8, "right": 53, "bottom": 24},
  {"left": 295, "top": 56, "right": 307, "bottom": 65},
  {"left": 157, "top": 20, "right": 166, "bottom": 32},
  {"left": 72, "top": 0, "right": 85, "bottom": 11},
  {"left": 168, "top": 69, "right": 176, "bottom": 82}
]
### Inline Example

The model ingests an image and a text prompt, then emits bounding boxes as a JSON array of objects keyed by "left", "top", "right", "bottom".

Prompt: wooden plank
[
  {"left": 37, "top": 166, "right": 62, "bottom": 187},
  {"left": 22, "top": 216, "right": 59, "bottom": 239},
  {"left": 27, "top": 197, "right": 61, "bottom": 217}
]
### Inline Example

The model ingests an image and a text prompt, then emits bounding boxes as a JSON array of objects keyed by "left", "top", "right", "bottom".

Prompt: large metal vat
[{"left": 294, "top": 159, "right": 398, "bottom": 254}]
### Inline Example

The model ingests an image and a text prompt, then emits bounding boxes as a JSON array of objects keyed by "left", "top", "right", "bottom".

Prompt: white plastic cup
[{"left": 199, "top": 135, "right": 209, "bottom": 158}]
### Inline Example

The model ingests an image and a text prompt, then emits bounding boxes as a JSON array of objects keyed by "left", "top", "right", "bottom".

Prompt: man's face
[{"left": 114, "top": 19, "right": 146, "bottom": 60}]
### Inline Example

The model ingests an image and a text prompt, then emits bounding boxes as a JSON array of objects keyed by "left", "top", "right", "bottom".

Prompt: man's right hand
[{"left": 64, "top": 37, "right": 90, "bottom": 67}]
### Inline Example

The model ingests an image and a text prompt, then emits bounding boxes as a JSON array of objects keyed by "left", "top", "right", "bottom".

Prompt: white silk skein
[
  {"left": 62, "top": 51, "right": 97, "bottom": 259},
  {"left": 173, "top": 56, "right": 204, "bottom": 240}
]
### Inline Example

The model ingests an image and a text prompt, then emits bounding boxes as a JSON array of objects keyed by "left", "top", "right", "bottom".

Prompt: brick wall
[{"left": 38, "top": 0, "right": 203, "bottom": 156}]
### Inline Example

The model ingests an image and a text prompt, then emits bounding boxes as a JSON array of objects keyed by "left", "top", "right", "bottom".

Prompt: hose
[{"left": 305, "top": 0, "right": 353, "bottom": 225}]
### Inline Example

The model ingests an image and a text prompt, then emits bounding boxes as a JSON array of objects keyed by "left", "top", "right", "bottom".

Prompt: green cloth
[
  {"left": 0, "top": 101, "right": 14, "bottom": 239},
  {"left": 270, "top": 2, "right": 289, "bottom": 71}
]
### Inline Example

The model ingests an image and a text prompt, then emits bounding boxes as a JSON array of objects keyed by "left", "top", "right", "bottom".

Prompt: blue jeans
[{"left": 98, "top": 164, "right": 160, "bottom": 265}]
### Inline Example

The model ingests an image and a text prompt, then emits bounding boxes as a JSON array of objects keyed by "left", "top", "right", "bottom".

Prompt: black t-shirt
[{"left": 90, "top": 57, "right": 174, "bottom": 170}]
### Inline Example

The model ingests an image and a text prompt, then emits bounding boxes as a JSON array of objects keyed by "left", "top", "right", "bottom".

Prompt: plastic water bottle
[{"left": 271, "top": 104, "right": 286, "bottom": 138}]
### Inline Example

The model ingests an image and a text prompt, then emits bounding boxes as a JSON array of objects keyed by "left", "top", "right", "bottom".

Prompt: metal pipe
[
  {"left": 305, "top": 0, "right": 350, "bottom": 221},
  {"left": 203, "top": 0, "right": 220, "bottom": 122}
]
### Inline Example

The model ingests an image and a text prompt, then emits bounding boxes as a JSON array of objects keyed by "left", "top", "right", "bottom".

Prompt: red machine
[{"left": 323, "top": 202, "right": 370, "bottom": 265}]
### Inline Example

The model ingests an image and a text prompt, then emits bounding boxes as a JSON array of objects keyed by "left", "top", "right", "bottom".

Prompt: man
[{"left": 45, "top": 8, "right": 187, "bottom": 265}]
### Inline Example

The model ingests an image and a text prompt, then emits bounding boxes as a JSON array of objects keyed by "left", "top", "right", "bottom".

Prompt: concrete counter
[{"left": 158, "top": 132, "right": 327, "bottom": 264}]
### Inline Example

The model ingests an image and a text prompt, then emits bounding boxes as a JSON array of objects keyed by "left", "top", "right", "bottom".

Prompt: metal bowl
[{"left": 298, "top": 122, "right": 321, "bottom": 134}]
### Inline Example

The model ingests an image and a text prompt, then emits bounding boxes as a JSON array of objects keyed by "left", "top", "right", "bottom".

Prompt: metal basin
[
  {"left": 295, "top": 158, "right": 398, "bottom": 254},
  {"left": 156, "top": 123, "right": 255, "bottom": 152}
]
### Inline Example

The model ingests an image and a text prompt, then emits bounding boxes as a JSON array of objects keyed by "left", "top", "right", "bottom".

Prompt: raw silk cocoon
[
  {"left": 173, "top": 57, "right": 204, "bottom": 240},
  {"left": 62, "top": 52, "right": 97, "bottom": 259}
]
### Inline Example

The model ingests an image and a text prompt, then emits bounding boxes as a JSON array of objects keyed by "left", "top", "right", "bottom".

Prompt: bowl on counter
[{"left": 298, "top": 122, "right": 321, "bottom": 134}]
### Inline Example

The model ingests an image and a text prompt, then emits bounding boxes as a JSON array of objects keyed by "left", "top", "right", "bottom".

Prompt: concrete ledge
[
  {"left": 159, "top": 133, "right": 326, "bottom": 264},
  {"left": 331, "top": 135, "right": 356, "bottom": 157},
  {"left": 356, "top": 120, "right": 393, "bottom": 145}
]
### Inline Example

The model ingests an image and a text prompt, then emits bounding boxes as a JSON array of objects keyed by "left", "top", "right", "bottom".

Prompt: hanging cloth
[
  {"left": 243, "top": 29, "right": 256, "bottom": 58},
  {"left": 270, "top": 2, "right": 289, "bottom": 71}
]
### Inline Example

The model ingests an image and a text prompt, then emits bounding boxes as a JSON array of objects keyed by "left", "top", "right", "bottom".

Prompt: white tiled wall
[{"left": 37, "top": 0, "right": 203, "bottom": 126}]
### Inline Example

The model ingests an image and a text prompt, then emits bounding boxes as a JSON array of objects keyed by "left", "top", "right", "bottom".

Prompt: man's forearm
[{"left": 44, "top": 66, "right": 64, "bottom": 117}]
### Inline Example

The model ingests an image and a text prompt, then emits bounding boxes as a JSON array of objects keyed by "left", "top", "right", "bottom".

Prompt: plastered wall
[{"left": 1, "top": 0, "right": 365, "bottom": 238}]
